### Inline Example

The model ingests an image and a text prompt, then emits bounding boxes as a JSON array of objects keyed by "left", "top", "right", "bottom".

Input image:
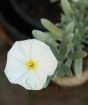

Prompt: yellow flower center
[{"left": 25, "top": 59, "right": 38, "bottom": 71}]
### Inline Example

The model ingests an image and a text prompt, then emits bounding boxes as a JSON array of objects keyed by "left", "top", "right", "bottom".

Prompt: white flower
[{"left": 4, "top": 39, "right": 58, "bottom": 90}]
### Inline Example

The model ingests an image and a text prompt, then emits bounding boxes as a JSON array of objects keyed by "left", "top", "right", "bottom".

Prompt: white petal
[
  {"left": 15, "top": 71, "right": 47, "bottom": 90},
  {"left": 26, "top": 71, "right": 47, "bottom": 90},
  {"left": 4, "top": 56, "right": 28, "bottom": 83},
  {"left": 38, "top": 47, "right": 58, "bottom": 76},
  {"left": 36, "top": 70, "right": 47, "bottom": 87},
  {"left": 15, "top": 73, "right": 33, "bottom": 90},
  {"left": 18, "top": 39, "right": 33, "bottom": 59},
  {"left": 5, "top": 54, "right": 23, "bottom": 70},
  {"left": 8, "top": 41, "right": 27, "bottom": 62},
  {"left": 31, "top": 39, "right": 50, "bottom": 60}
]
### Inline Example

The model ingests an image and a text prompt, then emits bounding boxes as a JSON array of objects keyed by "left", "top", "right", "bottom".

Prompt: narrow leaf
[
  {"left": 47, "top": 40, "right": 60, "bottom": 61},
  {"left": 58, "top": 33, "right": 74, "bottom": 61},
  {"left": 56, "top": 64, "right": 73, "bottom": 77},
  {"left": 69, "top": 50, "right": 87, "bottom": 59},
  {"left": 65, "top": 21, "right": 75, "bottom": 34},
  {"left": 41, "top": 18, "right": 63, "bottom": 41},
  {"left": 33, "top": 30, "right": 59, "bottom": 46},
  {"left": 32, "top": 30, "right": 51, "bottom": 43},
  {"left": 58, "top": 40, "right": 67, "bottom": 61},
  {"left": 65, "top": 58, "right": 73, "bottom": 68},
  {"left": 74, "top": 58, "right": 83, "bottom": 78},
  {"left": 61, "top": 0, "right": 74, "bottom": 16}
]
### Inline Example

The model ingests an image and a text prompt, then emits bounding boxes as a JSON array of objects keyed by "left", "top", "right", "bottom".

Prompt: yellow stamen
[{"left": 25, "top": 59, "right": 38, "bottom": 71}]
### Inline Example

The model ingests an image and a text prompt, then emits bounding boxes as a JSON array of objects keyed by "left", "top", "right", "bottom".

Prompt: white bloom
[{"left": 4, "top": 39, "right": 58, "bottom": 90}]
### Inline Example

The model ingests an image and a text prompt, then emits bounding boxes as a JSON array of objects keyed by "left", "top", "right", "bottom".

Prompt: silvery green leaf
[
  {"left": 41, "top": 18, "right": 63, "bottom": 41},
  {"left": 66, "top": 33, "right": 74, "bottom": 43},
  {"left": 58, "top": 40, "right": 67, "bottom": 61},
  {"left": 62, "top": 64, "right": 73, "bottom": 76},
  {"left": 69, "top": 50, "right": 87, "bottom": 59},
  {"left": 65, "top": 21, "right": 75, "bottom": 34},
  {"left": 55, "top": 64, "right": 65, "bottom": 76},
  {"left": 79, "top": 0, "right": 88, "bottom": 7},
  {"left": 46, "top": 32, "right": 59, "bottom": 47},
  {"left": 32, "top": 30, "right": 59, "bottom": 46},
  {"left": 65, "top": 58, "right": 73, "bottom": 68},
  {"left": 67, "top": 42, "right": 74, "bottom": 49},
  {"left": 74, "top": 58, "right": 83, "bottom": 78},
  {"left": 58, "top": 33, "right": 74, "bottom": 61},
  {"left": 74, "top": 29, "right": 83, "bottom": 44},
  {"left": 47, "top": 41, "right": 60, "bottom": 61},
  {"left": 61, "top": 0, "right": 74, "bottom": 16},
  {"left": 66, "top": 33, "right": 74, "bottom": 49},
  {"left": 32, "top": 30, "right": 51, "bottom": 43},
  {"left": 56, "top": 64, "right": 73, "bottom": 77}
]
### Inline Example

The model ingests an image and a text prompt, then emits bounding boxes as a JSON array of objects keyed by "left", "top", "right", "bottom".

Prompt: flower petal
[
  {"left": 8, "top": 41, "right": 27, "bottom": 62},
  {"left": 15, "top": 71, "right": 47, "bottom": 90},
  {"left": 31, "top": 39, "right": 50, "bottom": 60},
  {"left": 26, "top": 71, "right": 47, "bottom": 90},
  {"left": 38, "top": 47, "right": 58, "bottom": 76},
  {"left": 4, "top": 56, "right": 28, "bottom": 83},
  {"left": 15, "top": 73, "right": 33, "bottom": 90},
  {"left": 18, "top": 39, "right": 33, "bottom": 59}
]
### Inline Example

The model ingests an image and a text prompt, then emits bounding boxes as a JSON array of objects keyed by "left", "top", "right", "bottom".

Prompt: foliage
[{"left": 33, "top": 0, "right": 88, "bottom": 86}]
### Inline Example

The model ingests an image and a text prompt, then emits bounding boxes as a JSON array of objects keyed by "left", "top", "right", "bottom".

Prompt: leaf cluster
[{"left": 32, "top": 0, "right": 88, "bottom": 87}]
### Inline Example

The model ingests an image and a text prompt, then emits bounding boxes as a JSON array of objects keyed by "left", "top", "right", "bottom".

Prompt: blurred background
[{"left": 0, "top": 0, "right": 88, "bottom": 105}]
